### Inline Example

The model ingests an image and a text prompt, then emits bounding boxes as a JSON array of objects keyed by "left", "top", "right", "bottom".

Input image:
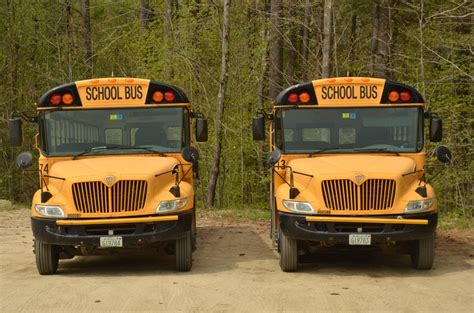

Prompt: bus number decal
[{"left": 39, "top": 163, "right": 49, "bottom": 174}]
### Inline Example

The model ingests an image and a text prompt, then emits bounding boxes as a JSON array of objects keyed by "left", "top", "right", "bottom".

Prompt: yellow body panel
[
  {"left": 56, "top": 215, "right": 178, "bottom": 226},
  {"left": 270, "top": 77, "right": 435, "bottom": 221},
  {"left": 33, "top": 78, "right": 196, "bottom": 225}
]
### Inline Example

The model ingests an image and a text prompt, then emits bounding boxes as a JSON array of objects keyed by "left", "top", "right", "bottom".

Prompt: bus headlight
[
  {"left": 35, "top": 205, "right": 65, "bottom": 218},
  {"left": 405, "top": 199, "right": 434, "bottom": 213},
  {"left": 282, "top": 200, "right": 314, "bottom": 213},
  {"left": 156, "top": 198, "right": 188, "bottom": 213}
]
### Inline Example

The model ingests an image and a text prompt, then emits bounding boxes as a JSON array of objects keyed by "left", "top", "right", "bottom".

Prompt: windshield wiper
[
  {"left": 72, "top": 145, "right": 163, "bottom": 160},
  {"left": 309, "top": 147, "right": 352, "bottom": 156},
  {"left": 353, "top": 147, "right": 400, "bottom": 156}
]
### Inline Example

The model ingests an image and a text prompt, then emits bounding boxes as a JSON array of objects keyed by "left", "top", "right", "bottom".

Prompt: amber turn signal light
[
  {"left": 62, "top": 93, "right": 74, "bottom": 105},
  {"left": 152, "top": 91, "right": 164, "bottom": 103},
  {"left": 388, "top": 91, "right": 400, "bottom": 102},
  {"left": 299, "top": 92, "right": 310, "bottom": 103}
]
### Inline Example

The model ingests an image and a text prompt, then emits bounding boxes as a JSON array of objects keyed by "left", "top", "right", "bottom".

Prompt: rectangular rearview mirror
[
  {"left": 252, "top": 116, "right": 265, "bottom": 141},
  {"left": 429, "top": 118, "right": 442, "bottom": 142},
  {"left": 195, "top": 118, "right": 208, "bottom": 142},
  {"left": 8, "top": 118, "right": 22, "bottom": 146}
]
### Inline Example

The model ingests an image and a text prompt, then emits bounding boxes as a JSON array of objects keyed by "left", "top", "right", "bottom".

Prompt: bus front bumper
[
  {"left": 31, "top": 212, "right": 193, "bottom": 247},
  {"left": 279, "top": 212, "right": 437, "bottom": 243}
]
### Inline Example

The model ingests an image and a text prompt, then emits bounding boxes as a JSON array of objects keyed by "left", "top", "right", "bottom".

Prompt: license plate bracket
[
  {"left": 100, "top": 236, "right": 123, "bottom": 247},
  {"left": 349, "top": 234, "right": 371, "bottom": 245}
]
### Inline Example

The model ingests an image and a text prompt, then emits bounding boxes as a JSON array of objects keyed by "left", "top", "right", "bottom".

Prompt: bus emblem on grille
[
  {"left": 104, "top": 175, "right": 116, "bottom": 187},
  {"left": 354, "top": 173, "right": 365, "bottom": 185}
]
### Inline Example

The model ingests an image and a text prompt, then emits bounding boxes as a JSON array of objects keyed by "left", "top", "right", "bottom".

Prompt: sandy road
[{"left": 0, "top": 209, "right": 473, "bottom": 313}]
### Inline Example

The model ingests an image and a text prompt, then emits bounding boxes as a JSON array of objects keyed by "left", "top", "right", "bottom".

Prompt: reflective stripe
[
  {"left": 305, "top": 216, "right": 428, "bottom": 225},
  {"left": 57, "top": 215, "right": 178, "bottom": 226}
]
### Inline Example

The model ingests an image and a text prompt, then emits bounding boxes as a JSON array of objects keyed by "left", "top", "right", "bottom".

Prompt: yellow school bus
[
  {"left": 253, "top": 77, "right": 452, "bottom": 271},
  {"left": 9, "top": 77, "right": 208, "bottom": 274}
]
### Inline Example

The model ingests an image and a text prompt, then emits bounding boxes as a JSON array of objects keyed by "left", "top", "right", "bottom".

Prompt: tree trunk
[
  {"left": 321, "top": 0, "right": 332, "bottom": 78},
  {"left": 81, "top": 0, "right": 92, "bottom": 75},
  {"left": 348, "top": 12, "right": 357, "bottom": 75},
  {"left": 140, "top": 0, "right": 155, "bottom": 29},
  {"left": 206, "top": 0, "right": 231, "bottom": 208},
  {"left": 269, "top": 0, "right": 282, "bottom": 99},
  {"left": 301, "top": 0, "right": 311, "bottom": 76},
  {"left": 164, "top": 0, "right": 172, "bottom": 36},
  {"left": 370, "top": 1, "right": 391, "bottom": 78}
]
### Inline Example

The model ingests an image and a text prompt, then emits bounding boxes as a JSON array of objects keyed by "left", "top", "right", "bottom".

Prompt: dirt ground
[{"left": 0, "top": 209, "right": 473, "bottom": 313}]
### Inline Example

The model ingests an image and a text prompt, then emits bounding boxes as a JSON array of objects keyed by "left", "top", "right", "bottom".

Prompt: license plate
[
  {"left": 349, "top": 234, "right": 371, "bottom": 245},
  {"left": 100, "top": 236, "right": 123, "bottom": 247}
]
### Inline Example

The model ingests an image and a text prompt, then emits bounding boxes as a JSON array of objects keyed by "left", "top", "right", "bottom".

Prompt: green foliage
[{"left": 0, "top": 0, "right": 471, "bottom": 219}]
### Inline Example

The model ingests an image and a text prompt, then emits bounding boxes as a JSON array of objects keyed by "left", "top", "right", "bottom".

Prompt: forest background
[{"left": 0, "top": 0, "right": 472, "bottom": 220}]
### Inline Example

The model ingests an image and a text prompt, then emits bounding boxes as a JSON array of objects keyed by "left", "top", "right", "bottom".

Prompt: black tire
[
  {"left": 176, "top": 231, "right": 192, "bottom": 271},
  {"left": 411, "top": 233, "right": 435, "bottom": 270},
  {"left": 34, "top": 240, "right": 59, "bottom": 275},
  {"left": 279, "top": 229, "right": 298, "bottom": 272}
]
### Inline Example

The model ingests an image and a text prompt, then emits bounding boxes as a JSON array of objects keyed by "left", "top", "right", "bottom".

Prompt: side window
[
  {"left": 284, "top": 129, "right": 295, "bottom": 142},
  {"left": 183, "top": 109, "right": 190, "bottom": 146},
  {"left": 302, "top": 128, "right": 330, "bottom": 142},
  {"left": 167, "top": 126, "right": 181, "bottom": 149},
  {"left": 339, "top": 128, "right": 355, "bottom": 144},
  {"left": 105, "top": 128, "right": 123, "bottom": 145},
  {"left": 130, "top": 128, "right": 139, "bottom": 145}
]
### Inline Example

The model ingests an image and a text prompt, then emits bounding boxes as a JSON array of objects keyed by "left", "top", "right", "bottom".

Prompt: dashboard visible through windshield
[
  {"left": 39, "top": 107, "right": 188, "bottom": 156},
  {"left": 275, "top": 107, "right": 423, "bottom": 153}
]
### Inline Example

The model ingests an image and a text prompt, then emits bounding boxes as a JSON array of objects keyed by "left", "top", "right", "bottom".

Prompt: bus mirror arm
[
  {"left": 169, "top": 164, "right": 194, "bottom": 198},
  {"left": 272, "top": 165, "right": 302, "bottom": 199},
  {"left": 11, "top": 111, "right": 38, "bottom": 123}
]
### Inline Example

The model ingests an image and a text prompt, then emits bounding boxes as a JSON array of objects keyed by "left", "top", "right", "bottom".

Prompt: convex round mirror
[
  {"left": 15, "top": 152, "right": 33, "bottom": 170},
  {"left": 268, "top": 149, "right": 282, "bottom": 165},
  {"left": 436, "top": 146, "right": 452, "bottom": 164},
  {"left": 181, "top": 146, "right": 200, "bottom": 163}
]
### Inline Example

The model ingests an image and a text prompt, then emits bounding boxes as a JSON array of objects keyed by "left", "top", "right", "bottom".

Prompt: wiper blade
[
  {"left": 309, "top": 147, "right": 351, "bottom": 156},
  {"left": 72, "top": 145, "right": 163, "bottom": 160},
  {"left": 353, "top": 148, "right": 400, "bottom": 155}
]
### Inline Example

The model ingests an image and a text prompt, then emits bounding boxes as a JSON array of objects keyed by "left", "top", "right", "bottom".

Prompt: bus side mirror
[
  {"left": 195, "top": 118, "right": 208, "bottom": 142},
  {"left": 15, "top": 151, "right": 33, "bottom": 169},
  {"left": 252, "top": 116, "right": 265, "bottom": 141},
  {"left": 436, "top": 146, "right": 452, "bottom": 164},
  {"left": 268, "top": 149, "right": 281, "bottom": 165},
  {"left": 430, "top": 118, "right": 442, "bottom": 142},
  {"left": 8, "top": 118, "right": 22, "bottom": 146}
]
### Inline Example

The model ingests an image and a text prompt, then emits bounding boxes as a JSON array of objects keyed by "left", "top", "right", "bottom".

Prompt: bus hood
[
  {"left": 289, "top": 155, "right": 416, "bottom": 177},
  {"left": 48, "top": 156, "right": 179, "bottom": 180}
]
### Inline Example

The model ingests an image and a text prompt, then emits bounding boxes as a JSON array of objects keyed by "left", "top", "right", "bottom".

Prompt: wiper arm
[
  {"left": 353, "top": 148, "right": 400, "bottom": 156},
  {"left": 309, "top": 147, "right": 351, "bottom": 156},
  {"left": 72, "top": 145, "right": 109, "bottom": 160},
  {"left": 72, "top": 145, "right": 163, "bottom": 160}
]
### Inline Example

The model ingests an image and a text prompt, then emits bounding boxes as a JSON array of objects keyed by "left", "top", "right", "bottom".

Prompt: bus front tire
[
  {"left": 279, "top": 229, "right": 298, "bottom": 272},
  {"left": 410, "top": 233, "right": 435, "bottom": 270},
  {"left": 176, "top": 231, "right": 192, "bottom": 272},
  {"left": 34, "top": 240, "right": 59, "bottom": 275}
]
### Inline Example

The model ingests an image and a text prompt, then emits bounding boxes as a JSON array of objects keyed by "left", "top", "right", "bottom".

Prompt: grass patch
[
  {"left": 198, "top": 206, "right": 271, "bottom": 221},
  {"left": 0, "top": 200, "right": 28, "bottom": 212},
  {"left": 438, "top": 213, "right": 473, "bottom": 230}
]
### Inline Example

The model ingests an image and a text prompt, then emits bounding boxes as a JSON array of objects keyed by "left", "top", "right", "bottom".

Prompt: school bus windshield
[
  {"left": 275, "top": 107, "right": 423, "bottom": 153},
  {"left": 40, "top": 107, "right": 188, "bottom": 156}
]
